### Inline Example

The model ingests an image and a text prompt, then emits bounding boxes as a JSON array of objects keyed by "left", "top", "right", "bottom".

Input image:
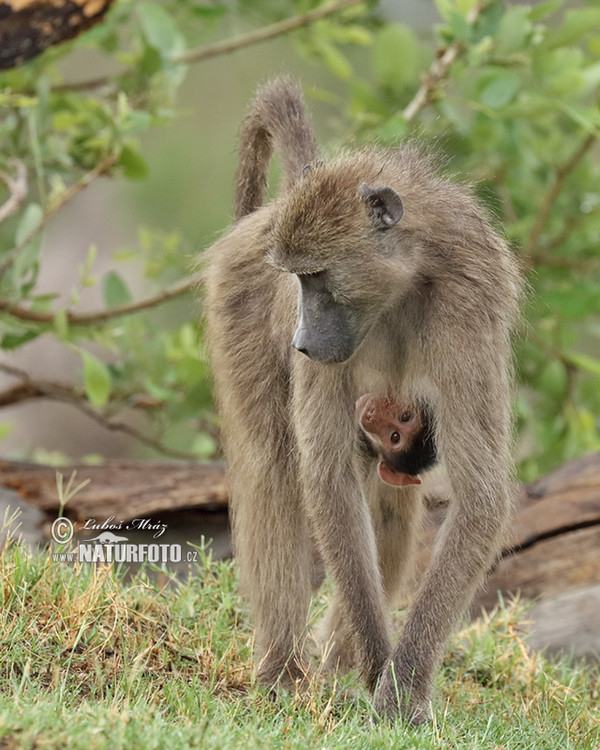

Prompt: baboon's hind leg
[{"left": 230, "top": 455, "right": 313, "bottom": 689}]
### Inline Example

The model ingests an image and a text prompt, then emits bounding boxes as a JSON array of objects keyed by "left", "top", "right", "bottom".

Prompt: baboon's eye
[
  {"left": 400, "top": 411, "right": 412, "bottom": 423},
  {"left": 390, "top": 431, "right": 401, "bottom": 444}
]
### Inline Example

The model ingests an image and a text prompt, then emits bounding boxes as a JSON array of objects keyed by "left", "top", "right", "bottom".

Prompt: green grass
[{"left": 0, "top": 539, "right": 598, "bottom": 750}]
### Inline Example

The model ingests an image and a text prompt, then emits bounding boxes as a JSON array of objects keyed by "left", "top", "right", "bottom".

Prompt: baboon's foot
[
  {"left": 373, "top": 661, "right": 432, "bottom": 725},
  {"left": 257, "top": 656, "right": 313, "bottom": 695}
]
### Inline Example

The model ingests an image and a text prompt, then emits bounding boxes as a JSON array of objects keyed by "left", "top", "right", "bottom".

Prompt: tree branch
[
  {"left": 535, "top": 203, "right": 600, "bottom": 258},
  {"left": 178, "top": 0, "right": 364, "bottom": 64},
  {"left": 524, "top": 134, "right": 597, "bottom": 261},
  {"left": 0, "top": 271, "right": 202, "bottom": 325},
  {"left": 0, "top": 153, "right": 117, "bottom": 278},
  {"left": 0, "top": 160, "right": 27, "bottom": 224},
  {"left": 0, "top": 362, "right": 196, "bottom": 459},
  {"left": 55, "top": 0, "right": 366, "bottom": 93},
  {"left": 0, "top": 363, "right": 162, "bottom": 411},
  {"left": 0, "top": 150, "right": 200, "bottom": 326},
  {"left": 402, "top": 3, "right": 483, "bottom": 122}
]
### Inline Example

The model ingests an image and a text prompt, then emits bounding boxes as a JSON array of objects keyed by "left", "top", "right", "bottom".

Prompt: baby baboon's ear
[{"left": 358, "top": 184, "right": 403, "bottom": 230}]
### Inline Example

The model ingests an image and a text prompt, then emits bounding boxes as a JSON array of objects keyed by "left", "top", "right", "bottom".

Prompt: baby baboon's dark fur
[{"left": 204, "top": 76, "right": 522, "bottom": 723}]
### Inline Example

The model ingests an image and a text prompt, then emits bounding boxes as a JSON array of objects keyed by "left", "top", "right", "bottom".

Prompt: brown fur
[{"left": 204, "top": 77, "right": 522, "bottom": 722}]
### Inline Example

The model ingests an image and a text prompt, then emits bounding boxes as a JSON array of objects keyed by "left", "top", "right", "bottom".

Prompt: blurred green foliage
[{"left": 0, "top": 0, "right": 598, "bottom": 479}]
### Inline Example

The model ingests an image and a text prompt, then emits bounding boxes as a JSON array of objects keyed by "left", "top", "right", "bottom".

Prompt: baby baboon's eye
[
  {"left": 400, "top": 411, "right": 412, "bottom": 423},
  {"left": 390, "top": 431, "right": 401, "bottom": 444}
]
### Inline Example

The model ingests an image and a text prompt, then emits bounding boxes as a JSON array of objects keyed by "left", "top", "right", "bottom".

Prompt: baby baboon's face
[{"left": 356, "top": 394, "right": 437, "bottom": 487}]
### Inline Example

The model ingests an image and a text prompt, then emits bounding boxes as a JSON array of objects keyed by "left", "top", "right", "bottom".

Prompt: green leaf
[
  {"left": 144, "top": 378, "right": 173, "bottom": 401},
  {"left": 52, "top": 111, "right": 80, "bottom": 132},
  {"left": 564, "top": 406, "right": 600, "bottom": 459},
  {"left": 534, "top": 47, "right": 585, "bottom": 97},
  {"left": 0, "top": 330, "right": 40, "bottom": 350},
  {"left": 54, "top": 310, "right": 69, "bottom": 340},
  {"left": 494, "top": 7, "right": 532, "bottom": 54},
  {"left": 138, "top": 1, "right": 185, "bottom": 58},
  {"left": 544, "top": 9, "right": 600, "bottom": 48},
  {"left": 564, "top": 351, "right": 600, "bottom": 378},
  {"left": 191, "top": 4, "right": 226, "bottom": 18},
  {"left": 373, "top": 24, "right": 421, "bottom": 92},
  {"left": 434, "top": 0, "right": 453, "bottom": 22},
  {"left": 479, "top": 70, "right": 521, "bottom": 108},
  {"left": 119, "top": 144, "right": 149, "bottom": 181},
  {"left": 331, "top": 25, "right": 371, "bottom": 46},
  {"left": 448, "top": 10, "right": 472, "bottom": 43},
  {"left": 192, "top": 433, "right": 217, "bottom": 458},
  {"left": 375, "top": 114, "right": 408, "bottom": 144},
  {"left": 538, "top": 360, "right": 568, "bottom": 399},
  {"left": 582, "top": 62, "right": 600, "bottom": 94},
  {"left": 559, "top": 103, "right": 600, "bottom": 134},
  {"left": 15, "top": 203, "right": 42, "bottom": 246},
  {"left": 456, "top": 0, "right": 477, "bottom": 14},
  {"left": 529, "top": 0, "right": 564, "bottom": 22},
  {"left": 103, "top": 271, "right": 132, "bottom": 308},
  {"left": 81, "top": 351, "right": 112, "bottom": 408},
  {"left": 316, "top": 40, "right": 352, "bottom": 80}
]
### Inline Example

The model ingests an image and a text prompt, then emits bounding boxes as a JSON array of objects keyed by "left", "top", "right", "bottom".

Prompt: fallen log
[
  {"left": 0, "top": 459, "right": 228, "bottom": 523},
  {"left": 1, "top": 453, "right": 599, "bottom": 607}
]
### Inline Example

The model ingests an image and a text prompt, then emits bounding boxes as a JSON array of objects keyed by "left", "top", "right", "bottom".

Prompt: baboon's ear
[{"left": 358, "top": 184, "right": 403, "bottom": 230}]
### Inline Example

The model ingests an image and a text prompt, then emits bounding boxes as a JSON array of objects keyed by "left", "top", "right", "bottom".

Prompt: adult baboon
[{"left": 204, "top": 77, "right": 521, "bottom": 723}]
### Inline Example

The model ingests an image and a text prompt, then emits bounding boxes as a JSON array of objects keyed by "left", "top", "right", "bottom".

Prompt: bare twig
[
  {"left": 0, "top": 155, "right": 199, "bottom": 324},
  {"left": 402, "top": 3, "right": 483, "bottom": 122},
  {"left": 55, "top": 0, "right": 366, "bottom": 93},
  {"left": 0, "top": 362, "right": 195, "bottom": 459},
  {"left": 530, "top": 254, "right": 600, "bottom": 272},
  {"left": 538, "top": 203, "right": 600, "bottom": 256},
  {"left": 56, "top": 400, "right": 197, "bottom": 460},
  {"left": 524, "top": 133, "right": 597, "bottom": 261},
  {"left": 0, "top": 153, "right": 117, "bottom": 278},
  {"left": 179, "top": 0, "right": 364, "bottom": 64},
  {"left": 0, "top": 381, "right": 39, "bottom": 408},
  {"left": 0, "top": 271, "right": 202, "bottom": 325},
  {"left": 538, "top": 212, "right": 580, "bottom": 256},
  {"left": 0, "top": 160, "right": 27, "bottom": 224}
]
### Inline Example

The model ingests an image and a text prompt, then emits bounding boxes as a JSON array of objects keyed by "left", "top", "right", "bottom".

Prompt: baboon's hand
[{"left": 373, "top": 660, "right": 432, "bottom": 725}]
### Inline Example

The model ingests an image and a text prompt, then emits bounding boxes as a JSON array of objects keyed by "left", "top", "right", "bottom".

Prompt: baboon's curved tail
[{"left": 234, "top": 76, "right": 319, "bottom": 220}]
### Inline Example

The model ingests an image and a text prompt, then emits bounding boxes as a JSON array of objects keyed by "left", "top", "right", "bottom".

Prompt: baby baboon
[
  {"left": 356, "top": 394, "right": 437, "bottom": 487},
  {"left": 204, "top": 77, "right": 521, "bottom": 723}
]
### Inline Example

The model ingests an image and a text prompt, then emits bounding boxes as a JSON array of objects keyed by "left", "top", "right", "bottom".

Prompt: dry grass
[{"left": 0, "top": 529, "right": 597, "bottom": 749}]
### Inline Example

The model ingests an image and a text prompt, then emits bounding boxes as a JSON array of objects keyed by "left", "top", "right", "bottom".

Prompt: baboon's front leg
[
  {"left": 317, "top": 475, "right": 423, "bottom": 674},
  {"left": 375, "top": 366, "right": 514, "bottom": 723},
  {"left": 293, "top": 366, "right": 391, "bottom": 689}
]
